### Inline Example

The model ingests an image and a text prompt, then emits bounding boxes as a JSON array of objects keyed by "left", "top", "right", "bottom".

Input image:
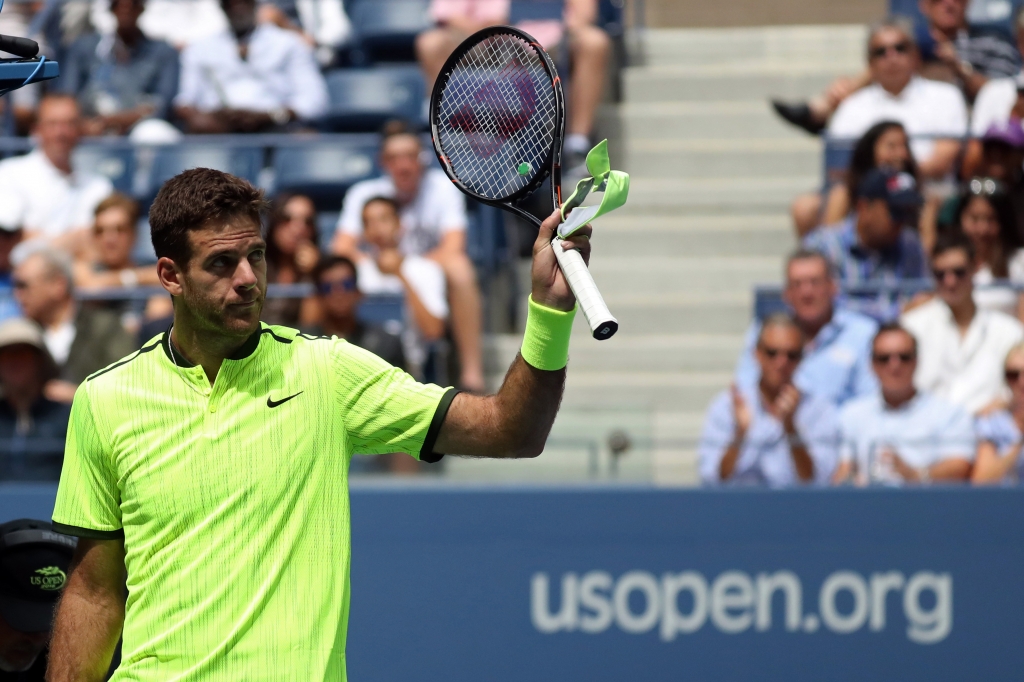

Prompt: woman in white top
[{"left": 953, "top": 177, "right": 1024, "bottom": 319}]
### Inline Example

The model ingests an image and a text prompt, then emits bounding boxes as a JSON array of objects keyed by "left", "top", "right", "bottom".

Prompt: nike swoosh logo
[{"left": 267, "top": 392, "right": 303, "bottom": 408}]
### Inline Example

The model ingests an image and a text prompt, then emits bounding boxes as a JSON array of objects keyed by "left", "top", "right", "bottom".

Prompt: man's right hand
[{"left": 731, "top": 384, "right": 752, "bottom": 439}]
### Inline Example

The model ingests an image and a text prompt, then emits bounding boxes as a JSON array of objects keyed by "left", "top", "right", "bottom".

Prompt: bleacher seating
[
  {"left": 509, "top": 0, "right": 564, "bottom": 23},
  {"left": 146, "top": 143, "right": 265, "bottom": 201},
  {"left": 347, "top": 0, "right": 432, "bottom": 63},
  {"left": 320, "top": 65, "right": 426, "bottom": 132},
  {"left": 72, "top": 141, "right": 136, "bottom": 195},
  {"left": 270, "top": 135, "right": 378, "bottom": 213}
]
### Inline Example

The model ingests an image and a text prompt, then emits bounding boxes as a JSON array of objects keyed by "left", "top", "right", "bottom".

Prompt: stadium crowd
[
  {"left": 0, "top": 0, "right": 616, "bottom": 484},
  {"left": 700, "top": 0, "right": 1024, "bottom": 488}
]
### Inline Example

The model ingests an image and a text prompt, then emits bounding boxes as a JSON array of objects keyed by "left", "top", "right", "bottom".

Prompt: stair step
[
  {"left": 596, "top": 216, "right": 796, "bottom": 258},
  {"left": 620, "top": 101, "right": 816, "bottom": 140},
  {"left": 624, "top": 67, "right": 845, "bottom": 103},
  {"left": 624, "top": 177, "right": 817, "bottom": 211},
  {"left": 625, "top": 141, "right": 819, "bottom": 178},
  {"left": 644, "top": 25, "right": 868, "bottom": 68}
]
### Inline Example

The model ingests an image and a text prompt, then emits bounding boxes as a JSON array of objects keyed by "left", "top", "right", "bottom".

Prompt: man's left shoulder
[
  {"left": 983, "top": 307, "right": 1024, "bottom": 339},
  {"left": 834, "top": 308, "right": 879, "bottom": 337},
  {"left": 912, "top": 77, "right": 966, "bottom": 104}
]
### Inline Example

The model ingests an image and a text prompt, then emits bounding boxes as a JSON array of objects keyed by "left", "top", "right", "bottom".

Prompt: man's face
[
  {"left": 0, "top": 345, "right": 43, "bottom": 396},
  {"left": 868, "top": 27, "right": 916, "bottom": 93},
  {"left": 362, "top": 201, "right": 402, "bottom": 250},
  {"left": 932, "top": 247, "right": 975, "bottom": 310},
  {"left": 0, "top": 230, "right": 22, "bottom": 273},
  {"left": 0, "top": 613, "right": 47, "bottom": 673},
  {"left": 380, "top": 135, "right": 423, "bottom": 199},
  {"left": 93, "top": 207, "right": 136, "bottom": 270},
  {"left": 858, "top": 198, "right": 902, "bottom": 249},
  {"left": 110, "top": 0, "right": 143, "bottom": 32},
  {"left": 34, "top": 98, "right": 80, "bottom": 166},
  {"left": 317, "top": 263, "right": 360, "bottom": 320},
  {"left": 13, "top": 255, "right": 69, "bottom": 325},
  {"left": 755, "top": 325, "right": 803, "bottom": 392},
  {"left": 784, "top": 257, "right": 835, "bottom": 329},
  {"left": 872, "top": 330, "right": 917, "bottom": 395},
  {"left": 170, "top": 219, "right": 267, "bottom": 339},
  {"left": 920, "top": 0, "right": 967, "bottom": 33},
  {"left": 221, "top": 0, "right": 256, "bottom": 35}
]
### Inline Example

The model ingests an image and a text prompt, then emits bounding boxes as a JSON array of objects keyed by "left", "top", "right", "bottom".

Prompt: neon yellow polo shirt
[{"left": 52, "top": 324, "right": 456, "bottom": 681}]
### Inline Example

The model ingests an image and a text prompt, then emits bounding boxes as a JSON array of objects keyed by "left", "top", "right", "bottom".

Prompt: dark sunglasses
[
  {"left": 870, "top": 41, "right": 911, "bottom": 59},
  {"left": 760, "top": 346, "right": 802, "bottom": 361},
  {"left": 873, "top": 352, "right": 915, "bottom": 364},
  {"left": 318, "top": 278, "right": 357, "bottom": 295},
  {"left": 932, "top": 266, "right": 969, "bottom": 282},
  {"left": 1005, "top": 369, "right": 1024, "bottom": 383},
  {"left": 967, "top": 177, "right": 1005, "bottom": 197}
]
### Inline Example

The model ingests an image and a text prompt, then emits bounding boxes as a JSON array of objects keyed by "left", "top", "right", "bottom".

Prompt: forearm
[
  {"left": 434, "top": 354, "right": 564, "bottom": 458},
  {"left": 927, "top": 457, "right": 973, "bottom": 482},
  {"left": 47, "top": 582, "right": 124, "bottom": 681},
  {"left": 785, "top": 428, "right": 815, "bottom": 482},
  {"left": 718, "top": 437, "right": 743, "bottom": 480}
]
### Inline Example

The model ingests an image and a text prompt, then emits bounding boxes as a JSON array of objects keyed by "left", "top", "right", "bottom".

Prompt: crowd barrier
[{"left": 3, "top": 483, "right": 1022, "bottom": 681}]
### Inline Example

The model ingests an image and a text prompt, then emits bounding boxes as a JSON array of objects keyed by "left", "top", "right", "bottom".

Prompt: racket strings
[{"left": 436, "top": 33, "right": 558, "bottom": 200}]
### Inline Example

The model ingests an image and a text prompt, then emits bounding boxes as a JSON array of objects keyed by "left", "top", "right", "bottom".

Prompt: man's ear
[{"left": 156, "top": 257, "right": 183, "bottom": 297}]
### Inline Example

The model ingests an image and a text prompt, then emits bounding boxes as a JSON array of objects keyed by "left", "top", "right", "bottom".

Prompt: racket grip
[{"left": 550, "top": 237, "right": 618, "bottom": 340}]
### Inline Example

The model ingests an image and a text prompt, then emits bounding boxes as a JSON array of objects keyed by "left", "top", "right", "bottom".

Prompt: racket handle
[{"left": 550, "top": 237, "right": 618, "bottom": 340}]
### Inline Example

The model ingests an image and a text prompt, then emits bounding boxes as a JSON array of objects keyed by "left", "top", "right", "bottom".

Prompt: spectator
[
  {"left": 416, "top": 0, "right": 610, "bottom": 169},
  {"left": 257, "top": 0, "right": 351, "bottom": 66},
  {"left": 73, "top": 193, "right": 169, "bottom": 335},
  {"left": 945, "top": 178, "right": 1024, "bottom": 317},
  {"left": 736, "top": 250, "right": 878, "bottom": 406},
  {"left": 90, "top": 0, "right": 230, "bottom": 48},
  {"left": 792, "top": 120, "right": 917, "bottom": 238},
  {"left": 0, "top": 192, "right": 24, "bottom": 324},
  {"left": 12, "top": 245, "right": 136, "bottom": 402},
  {"left": 700, "top": 313, "right": 839, "bottom": 487},
  {"left": 305, "top": 255, "right": 406, "bottom": 371},
  {"left": 0, "top": 318, "right": 70, "bottom": 482},
  {"left": 0, "top": 95, "right": 114, "bottom": 256},
  {"left": 966, "top": 9, "right": 1024, "bottom": 144},
  {"left": 775, "top": 6, "right": 1014, "bottom": 134},
  {"left": 174, "top": 0, "right": 329, "bottom": 133},
  {"left": 902, "top": 231, "right": 1024, "bottom": 414},
  {"left": 0, "top": 519, "right": 75, "bottom": 679},
  {"left": 262, "top": 193, "right": 320, "bottom": 327},
  {"left": 834, "top": 323, "right": 974, "bottom": 485},
  {"left": 333, "top": 122, "right": 484, "bottom": 391},
  {"left": 60, "top": 0, "right": 180, "bottom": 137},
  {"left": 356, "top": 196, "right": 447, "bottom": 378},
  {"left": 973, "top": 342, "right": 1024, "bottom": 484},
  {"left": 825, "top": 19, "right": 968, "bottom": 182},
  {"left": 960, "top": 120, "right": 1024, "bottom": 235},
  {"left": 804, "top": 168, "right": 928, "bottom": 321}
]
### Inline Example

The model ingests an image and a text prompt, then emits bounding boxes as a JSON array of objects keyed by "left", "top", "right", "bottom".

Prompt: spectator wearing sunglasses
[
  {"left": 834, "top": 323, "right": 974, "bottom": 485},
  {"left": 804, "top": 168, "right": 928, "bottom": 322},
  {"left": 700, "top": 313, "right": 839, "bottom": 488},
  {"left": 825, "top": 19, "right": 968, "bottom": 183},
  {"left": 901, "top": 231, "right": 1024, "bottom": 414},
  {"left": 972, "top": 343, "right": 1024, "bottom": 484},
  {"left": 945, "top": 176, "right": 1024, "bottom": 318},
  {"left": 263, "top": 193, "right": 321, "bottom": 327},
  {"left": 304, "top": 256, "right": 406, "bottom": 371},
  {"left": 735, "top": 250, "right": 878, "bottom": 407}
]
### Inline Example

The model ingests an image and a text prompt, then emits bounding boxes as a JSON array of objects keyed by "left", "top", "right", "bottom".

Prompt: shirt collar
[{"left": 162, "top": 325, "right": 264, "bottom": 368}]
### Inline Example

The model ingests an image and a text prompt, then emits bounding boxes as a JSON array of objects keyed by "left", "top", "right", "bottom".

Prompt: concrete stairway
[{"left": 446, "top": 25, "right": 867, "bottom": 484}]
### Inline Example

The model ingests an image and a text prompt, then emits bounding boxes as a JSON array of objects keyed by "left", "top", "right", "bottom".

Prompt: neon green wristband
[{"left": 520, "top": 295, "right": 576, "bottom": 371}]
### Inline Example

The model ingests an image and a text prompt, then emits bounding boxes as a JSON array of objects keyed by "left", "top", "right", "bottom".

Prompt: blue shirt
[
  {"left": 735, "top": 307, "right": 878, "bottom": 406},
  {"left": 0, "top": 272, "right": 20, "bottom": 324},
  {"left": 839, "top": 392, "right": 975, "bottom": 485},
  {"left": 699, "top": 386, "right": 840, "bottom": 488},
  {"left": 803, "top": 216, "right": 928, "bottom": 322},
  {"left": 975, "top": 410, "right": 1023, "bottom": 483},
  {"left": 60, "top": 32, "right": 180, "bottom": 121}
]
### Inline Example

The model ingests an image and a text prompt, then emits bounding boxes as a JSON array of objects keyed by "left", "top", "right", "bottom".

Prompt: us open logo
[{"left": 30, "top": 565, "right": 67, "bottom": 591}]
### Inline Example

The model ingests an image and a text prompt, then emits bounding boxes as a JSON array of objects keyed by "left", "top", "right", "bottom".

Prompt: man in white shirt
[
  {"left": 356, "top": 196, "right": 448, "bottom": 378},
  {"left": 834, "top": 323, "right": 974, "bottom": 486},
  {"left": 174, "top": 0, "right": 328, "bottom": 133},
  {"left": 0, "top": 95, "right": 113, "bottom": 255},
  {"left": 902, "top": 232, "right": 1024, "bottom": 414},
  {"left": 828, "top": 20, "right": 967, "bottom": 181},
  {"left": 332, "top": 123, "right": 485, "bottom": 392}
]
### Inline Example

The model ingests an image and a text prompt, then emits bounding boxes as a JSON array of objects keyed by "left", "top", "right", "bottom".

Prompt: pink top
[{"left": 430, "top": 0, "right": 510, "bottom": 24}]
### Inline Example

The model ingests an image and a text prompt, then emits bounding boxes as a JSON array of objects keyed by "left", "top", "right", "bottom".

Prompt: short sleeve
[
  {"left": 337, "top": 180, "right": 385, "bottom": 237},
  {"left": 52, "top": 384, "right": 123, "bottom": 539},
  {"left": 970, "top": 79, "right": 1015, "bottom": 137},
  {"left": 331, "top": 339, "right": 456, "bottom": 460}
]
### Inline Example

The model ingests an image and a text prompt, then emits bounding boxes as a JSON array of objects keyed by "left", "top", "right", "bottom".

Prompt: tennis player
[{"left": 46, "top": 169, "right": 592, "bottom": 681}]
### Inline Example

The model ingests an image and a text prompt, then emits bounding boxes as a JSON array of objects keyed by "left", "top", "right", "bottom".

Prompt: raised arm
[
  {"left": 434, "top": 211, "right": 591, "bottom": 458},
  {"left": 47, "top": 539, "right": 126, "bottom": 682}
]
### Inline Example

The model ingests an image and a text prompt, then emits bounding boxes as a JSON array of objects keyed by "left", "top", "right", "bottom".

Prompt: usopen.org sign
[{"left": 531, "top": 569, "right": 952, "bottom": 644}]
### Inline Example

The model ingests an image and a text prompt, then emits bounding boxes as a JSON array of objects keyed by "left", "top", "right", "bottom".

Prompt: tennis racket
[{"left": 429, "top": 25, "right": 618, "bottom": 341}]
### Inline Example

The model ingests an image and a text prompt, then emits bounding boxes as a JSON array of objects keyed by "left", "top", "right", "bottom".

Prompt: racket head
[{"left": 430, "top": 26, "right": 565, "bottom": 210}]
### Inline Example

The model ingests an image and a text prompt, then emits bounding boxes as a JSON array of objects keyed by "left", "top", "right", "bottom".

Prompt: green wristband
[{"left": 521, "top": 296, "right": 576, "bottom": 371}]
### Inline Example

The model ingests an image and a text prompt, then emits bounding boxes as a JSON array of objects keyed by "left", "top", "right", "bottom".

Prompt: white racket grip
[{"left": 550, "top": 237, "right": 618, "bottom": 340}]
